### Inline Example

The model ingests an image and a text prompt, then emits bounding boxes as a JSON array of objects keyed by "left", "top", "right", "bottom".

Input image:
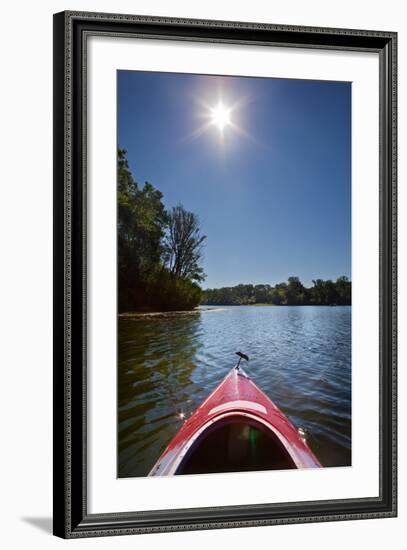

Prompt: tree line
[
  {"left": 118, "top": 149, "right": 206, "bottom": 312},
  {"left": 201, "top": 276, "right": 351, "bottom": 306}
]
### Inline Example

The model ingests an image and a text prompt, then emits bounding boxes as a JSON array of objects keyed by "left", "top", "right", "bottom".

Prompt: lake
[{"left": 118, "top": 305, "right": 351, "bottom": 477}]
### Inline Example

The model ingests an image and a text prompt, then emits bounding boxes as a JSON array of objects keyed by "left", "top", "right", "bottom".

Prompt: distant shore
[{"left": 201, "top": 277, "right": 351, "bottom": 307}]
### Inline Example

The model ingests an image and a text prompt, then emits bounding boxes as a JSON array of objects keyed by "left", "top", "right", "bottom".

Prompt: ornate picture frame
[{"left": 53, "top": 11, "right": 397, "bottom": 538}]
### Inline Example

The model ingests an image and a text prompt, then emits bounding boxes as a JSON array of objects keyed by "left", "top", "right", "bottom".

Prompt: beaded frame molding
[{"left": 53, "top": 11, "right": 397, "bottom": 538}]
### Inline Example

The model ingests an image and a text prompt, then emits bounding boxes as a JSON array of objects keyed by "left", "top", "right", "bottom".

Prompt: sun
[
  {"left": 185, "top": 94, "right": 251, "bottom": 144},
  {"left": 210, "top": 102, "right": 232, "bottom": 132}
]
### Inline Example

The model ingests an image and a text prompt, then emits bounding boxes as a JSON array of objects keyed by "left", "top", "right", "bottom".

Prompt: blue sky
[{"left": 118, "top": 71, "right": 351, "bottom": 289}]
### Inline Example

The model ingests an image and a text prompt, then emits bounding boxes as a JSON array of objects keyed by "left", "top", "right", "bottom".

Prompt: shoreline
[
  {"left": 118, "top": 307, "right": 219, "bottom": 319},
  {"left": 200, "top": 303, "right": 350, "bottom": 307},
  {"left": 119, "top": 304, "right": 350, "bottom": 318}
]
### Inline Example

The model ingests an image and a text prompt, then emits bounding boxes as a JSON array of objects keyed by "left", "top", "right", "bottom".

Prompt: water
[{"left": 118, "top": 305, "right": 351, "bottom": 477}]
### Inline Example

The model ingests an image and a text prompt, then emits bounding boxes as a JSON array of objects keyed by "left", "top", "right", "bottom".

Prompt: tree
[
  {"left": 287, "top": 276, "right": 306, "bottom": 305},
  {"left": 164, "top": 204, "right": 207, "bottom": 283},
  {"left": 270, "top": 286, "right": 285, "bottom": 305},
  {"left": 117, "top": 150, "right": 206, "bottom": 312},
  {"left": 310, "top": 279, "right": 325, "bottom": 305},
  {"left": 335, "top": 275, "right": 351, "bottom": 305},
  {"left": 324, "top": 279, "right": 338, "bottom": 304},
  {"left": 118, "top": 149, "right": 167, "bottom": 279},
  {"left": 254, "top": 284, "right": 271, "bottom": 303}
]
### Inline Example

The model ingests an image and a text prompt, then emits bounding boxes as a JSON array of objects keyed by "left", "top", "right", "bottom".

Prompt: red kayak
[{"left": 149, "top": 353, "right": 321, "bottom": 475}]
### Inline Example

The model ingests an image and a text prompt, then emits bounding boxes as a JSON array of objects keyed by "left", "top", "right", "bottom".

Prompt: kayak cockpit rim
[{"left": 150, "top": 410, "right": 306, "bottom": 476}]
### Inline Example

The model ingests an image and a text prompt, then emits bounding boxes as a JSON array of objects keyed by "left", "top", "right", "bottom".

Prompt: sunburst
[
  {"left": 183, "top": 93, "right": 254, "bottom": 145},
  {"left": 209, "top": 102, "right": 232, "bottom": 133}
]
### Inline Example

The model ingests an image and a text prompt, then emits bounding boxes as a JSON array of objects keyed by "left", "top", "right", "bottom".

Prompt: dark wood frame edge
[{"left": 53, "top": 10, "right": 397, "bottom": 539}]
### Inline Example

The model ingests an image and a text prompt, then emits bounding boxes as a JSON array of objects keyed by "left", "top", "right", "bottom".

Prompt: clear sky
[{"left": 118, "top": 70, "right": 351, "bottom": 289}]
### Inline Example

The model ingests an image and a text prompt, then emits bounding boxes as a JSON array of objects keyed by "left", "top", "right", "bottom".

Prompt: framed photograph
[{"left": 53, "top": 11, "right": 397, "bottom": 538}]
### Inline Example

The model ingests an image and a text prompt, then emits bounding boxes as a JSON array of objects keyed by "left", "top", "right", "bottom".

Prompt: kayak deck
[{"left": 149, "top": 366, "right": 321, "bottom": 476}]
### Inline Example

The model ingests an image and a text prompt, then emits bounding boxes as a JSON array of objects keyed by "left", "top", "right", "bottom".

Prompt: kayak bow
[{"left": 149, "top": 359, "right": 321, "bottom": 475}]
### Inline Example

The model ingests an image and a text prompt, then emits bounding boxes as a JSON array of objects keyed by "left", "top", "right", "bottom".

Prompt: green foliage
[
  {"left": 151, "top": 270, "right": 202, "bottom": 311},
  {"left": 117, "top": 149, "right": 205, "bottom": 312},
  {"left": 287, "top": 276, "right": 306, "bottom": 305},
  {"left": 118, "top": 149, "right": 167, "bottom": 279},
  {"left": 201, "top": 276, "right": 351, "bottom": 306}
]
